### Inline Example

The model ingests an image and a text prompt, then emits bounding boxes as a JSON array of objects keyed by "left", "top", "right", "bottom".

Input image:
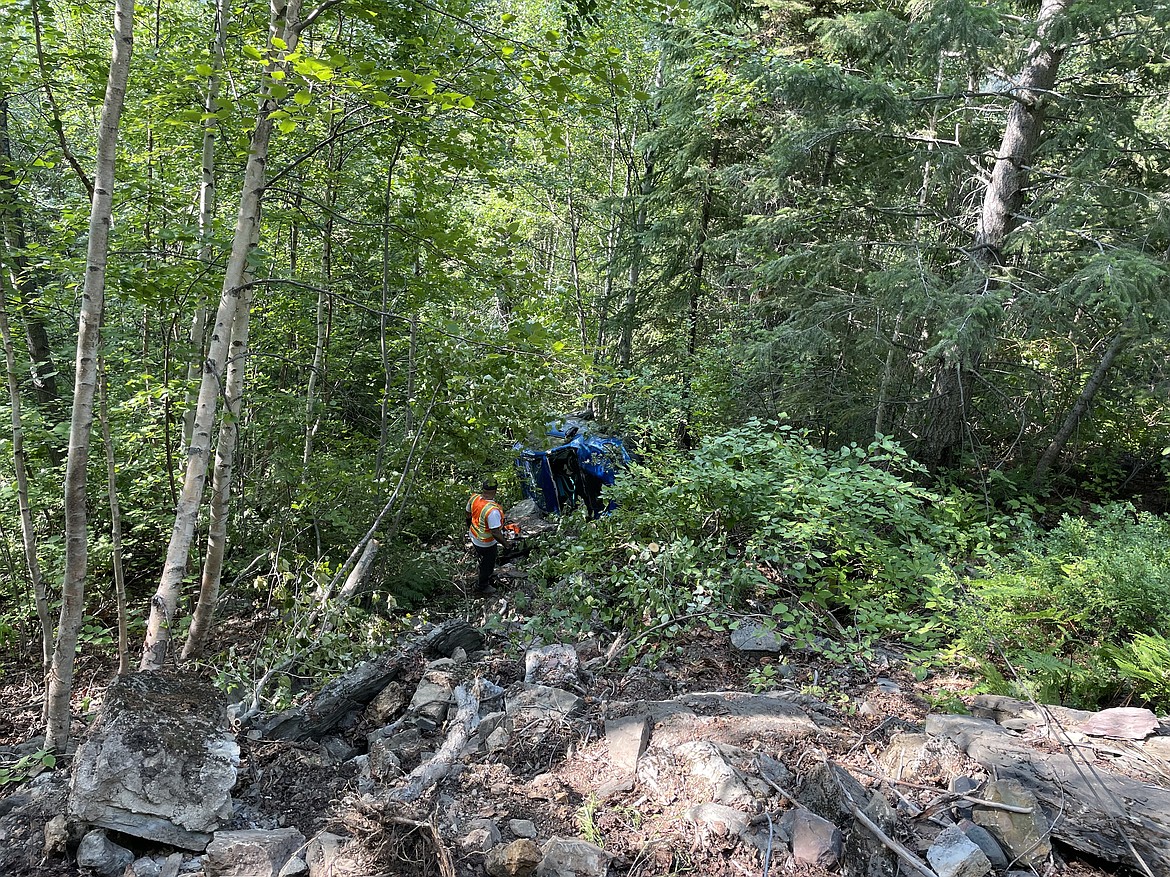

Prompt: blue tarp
[{"left": 515, "top": 420, "right": 630, "bottom": 516}]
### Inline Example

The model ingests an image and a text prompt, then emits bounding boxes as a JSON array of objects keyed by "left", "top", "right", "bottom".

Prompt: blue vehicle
[{"left": 515, "top": 419, "right": 630, "bottom": 517}]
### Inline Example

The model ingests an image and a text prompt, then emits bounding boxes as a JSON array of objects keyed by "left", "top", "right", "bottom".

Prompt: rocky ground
[{"left": 0, "top": 561, "right": 1162, "bottom": 877}]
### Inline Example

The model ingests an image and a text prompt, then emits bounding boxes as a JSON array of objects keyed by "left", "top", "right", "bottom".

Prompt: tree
[{"left": 45, "top": 0, "right": 134, "bottom": 752}]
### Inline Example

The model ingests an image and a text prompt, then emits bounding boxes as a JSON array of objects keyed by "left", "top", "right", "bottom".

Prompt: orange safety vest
[{"left": 469, "top": 494, "right": 504, "bottom": 545}]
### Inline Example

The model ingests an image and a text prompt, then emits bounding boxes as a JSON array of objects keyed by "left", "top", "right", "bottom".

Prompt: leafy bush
[
  {"left": 531, "top": 420, "right": 965, "bottom": 656},
  {"left": 956, "top": 503, "right": 1170, "bottom": 708}
]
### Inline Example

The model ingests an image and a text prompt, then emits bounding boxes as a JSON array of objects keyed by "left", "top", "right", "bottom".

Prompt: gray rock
[
  {"left": 844, "top": 790, "right": 898, "bottom": 877},
  {"left": 605, "top": 714, "right": 650, "bottom": 774},
  {"left": 536, "top": 837, "right": 611, "bottom": 877},
  {"left": 730, "top": 620, "right": 786, "bottom": 654},
  {"left": 926, "top": 825, "right": 992, "bottom": 877},
  {"left": 487, "top": 726, "right": 512, "bottom": 752},
  {"left": 129, "top": 857, "right": 162, "bottom": 877},
  {"left": 278, "top": 857, "right": 308, "bottom": 876},
  {"left": 506, "top": 684, "right": 584, "bottom": 719},
  {"left": 408, "top": 669, "right": 457, "bottom": 727},
  {"left": 204, "top": 828, "right": 307, "bottom": 877},
  {"left": 466, "top": 817, "right": 502, "bottom": 845},
  {"left": 509, "top": 819, "right": 538, "bottom": 839},
  {"left": 675, "top": 741, "right": 759, "bottom": 809},
  {"left": 959, "top": 819, "right": 1008, "bottom": 869},
  {"left": 524, "top": 644, "right": 580, "bottom": 687},
  {"left": 77, "top": 829, "right": 135, "bottom": 877},
  {"left": 462, "top": 828, "right": 497, "bottom": 853},
  {"left": 486, "top": 838, "right": 543, "bottom": 877},
  {"left": 366, "top": 737, "right": 403, "bottom": 780},
  {"left": 794, "top": 762, "right": 870, "bottom": 829},
  {"left": 686, "top": 802, "right": 750, "bottom": 838},
  {"left": 68, "top": 672, "right": 239, "bottom": 851},
  {"left": 159, "top": 851, "right": 184, "bottom": 877},
  {"left": 425, "top": 620, "right": 485, "bottom": 658},
  {"left": 779, "top": 808, "right": 842, "bottom": 868},
  {"left": 971, "top": 779, "right": 1050, "bottom": 868}
]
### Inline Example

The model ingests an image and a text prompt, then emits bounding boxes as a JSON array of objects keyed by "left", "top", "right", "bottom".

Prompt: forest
[{"left": 0, "top": 0, "right": 1168, "bottom": 762}]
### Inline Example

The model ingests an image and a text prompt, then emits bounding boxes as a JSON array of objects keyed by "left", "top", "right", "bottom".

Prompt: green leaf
[
  {"left": 278, "top": 119, "right": 296, "bottom": 134},
  {"left": 293, "top": 89, "right": 312, "bottom": 106},
  {"left": 195, "top": 63, "right": 214, "bottom": 76}
]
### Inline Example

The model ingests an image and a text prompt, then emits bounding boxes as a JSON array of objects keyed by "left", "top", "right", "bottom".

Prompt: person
[{"left": 466, "top": 477, "right": 507, "bottom": 595}]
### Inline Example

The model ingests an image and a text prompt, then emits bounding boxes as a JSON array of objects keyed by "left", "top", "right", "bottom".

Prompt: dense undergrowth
[{"left": 526, "top": 420, "right": 1170, "bottom": 713}]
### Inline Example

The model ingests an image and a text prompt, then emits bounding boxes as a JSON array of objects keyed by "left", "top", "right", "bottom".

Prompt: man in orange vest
[{"left": 466, "top": 477, "right": 507, "bottom": 595}]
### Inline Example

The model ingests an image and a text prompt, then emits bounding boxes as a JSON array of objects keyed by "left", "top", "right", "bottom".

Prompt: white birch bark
[
  {"left": 183, "top": 272, "right": 254, "bottom": 659},
  {"left": 141, "top": 0, "right": 304, "bottom": 670},
  {"left": 45, "top": 0, "right": 134, "bottom": 751},
  {"left": 183, "top": 0, "right": 229, "bottom": 450}
]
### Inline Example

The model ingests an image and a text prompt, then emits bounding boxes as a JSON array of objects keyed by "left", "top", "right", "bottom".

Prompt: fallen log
[{"left": 927, "top": 714, "right": 1167, "bottom": 876}]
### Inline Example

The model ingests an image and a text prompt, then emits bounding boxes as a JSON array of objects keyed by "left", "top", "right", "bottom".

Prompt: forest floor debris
[{"left": 0, "top": 588, "right": 1160, "bottom": 877}]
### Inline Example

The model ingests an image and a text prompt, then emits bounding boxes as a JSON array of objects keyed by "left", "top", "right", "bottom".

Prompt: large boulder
[{"left": 69, "top": 672, "right": 239, "bottom": 851}]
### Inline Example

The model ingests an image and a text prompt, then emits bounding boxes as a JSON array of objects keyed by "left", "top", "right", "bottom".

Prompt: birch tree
[
  {"left": 45, "top": 0, "right": 134, "bottom": 752},
  {"left": 141, "top": 0, "right": 306, "bottom": 670}
]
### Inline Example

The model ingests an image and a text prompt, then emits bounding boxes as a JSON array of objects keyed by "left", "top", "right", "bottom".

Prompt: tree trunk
[
  {"left": 678, "top": 140, "right": 717, "bottom": 451},
  {"left": 45, "top": 0, "right": 134, "bottom": 752},
  {"left": 0, "top": 242, "right": 51, "bottom": 671},
  {"left": 1, "top": 95, "right": 63, "bottom": 458},
  {"left": 183, "top": 268, "right": 254, "bottom": 659},
  {"left": 918, "top": 0, "right": 1071, "bottom": 467},
  {"left": 141, "top": 0, "right": 303, "bottom": 671},
  {"left": 98, "top": 359, "right": 129, "bottom": 674},
  {"left": 183, "top": 0, "right": 229, "bottom": 451},
  {"left": 1032, "top": 328, "right": 1127, "bottom": 488}
]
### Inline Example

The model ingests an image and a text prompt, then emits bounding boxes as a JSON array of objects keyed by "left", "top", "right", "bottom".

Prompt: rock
[
  {"left": 305, "top": 832, "right": 361, "bottom": 877},
  {"left": 844, "top": 790, "right": 898, "bottom": 877},
  {"left": 43, "top": 813, "right": 68, "bottom": 856},
  {"left": 779, "top": 808, "right": 842, "bottom": 868},
  {"left": 730, "top": 620, "right": 786, "bottom": 654},
  {"left": 129, "top": 857, "right": 162, "bottom": 877},
  {"left": 278, "top": 857, "right": 308, "bottom": 876},
  {"left": 204, "top": 828, "right": 307, "bottom": 877},
  {"left": 524, "top": 644, "right": 580, "bottom": 687},
  {"left": 675, "top": 741, "right": 761, "bottom": 808},
  {"left": 159, "top": 852, "right": 184, "bottom": 877},
  {"left": 365, "top": 682, "right": 407, "bottom": 724},
  {"left": 77, "top": 829, "right": 135, "bottom": 877},
  {"left": 486, "top": 838, "right": 543, "bottom": 877},
  {"left": 68, "top": 672, "right": 239, "bottom": 851},
  {"left": 931, "top": 713, "right": 1170, "bottom": 872},
  {"left": 506, "top": 684, "right": 584, "bottom": 719},
  {"left": 959, "top": 818, "right": 1008, "bottom": 869},
  {"left": 425, "top": 620, "right": 485, "bottom": 658},
  {"left": 650, "top": 690, "right": 822, "bottom": 749},
  {"left": 971, "top": 779, "right": 1050, "bottom": 868},
  {"left": 791, "top": 760, "right": 898, "bottom": 876},
  {"left": 487, "top": 726, "right": 512, "bottom": 752},
  {"left": 686, "top": 802, "right": 750, "bottom": 839},
  {"left": 462, "top": 828, "right": 498, "bottom": 853},
  {"left": 408, "top": 668, "right": 457, "bottom": 727},
  {"left": 926, "top": 825, "right": 992, "bottom": 877},
  {"left": 1079, "top": 707, "right": 1159, "bottom": 740},
  {"left": 366, "top": 737, "right": 403, "bottom": 780},
  {"left": 605, "top": 714, "right": 651, "bottom": 773},
  {"left": 509, "top": 819, "right": 538, "bottom": 839},
  {"left": 536, "top": 837, "right": 611, "bottom": 877}
]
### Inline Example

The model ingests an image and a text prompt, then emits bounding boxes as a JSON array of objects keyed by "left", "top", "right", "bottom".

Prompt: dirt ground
[{"left": 0, "top": 580, "right": 1132, "bottom": 877}]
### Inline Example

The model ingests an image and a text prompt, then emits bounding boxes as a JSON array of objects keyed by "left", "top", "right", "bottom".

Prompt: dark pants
[{"left": 474, "top": 543, "right": 498, "bottom": 592}]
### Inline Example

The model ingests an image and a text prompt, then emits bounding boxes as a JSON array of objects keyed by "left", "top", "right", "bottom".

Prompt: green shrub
[
  {"left": 531, "top": 420, "right": 965, "bottom": 655},
  {"left": 957, "top": 503, "right": 1170, "bottom": 708}
]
